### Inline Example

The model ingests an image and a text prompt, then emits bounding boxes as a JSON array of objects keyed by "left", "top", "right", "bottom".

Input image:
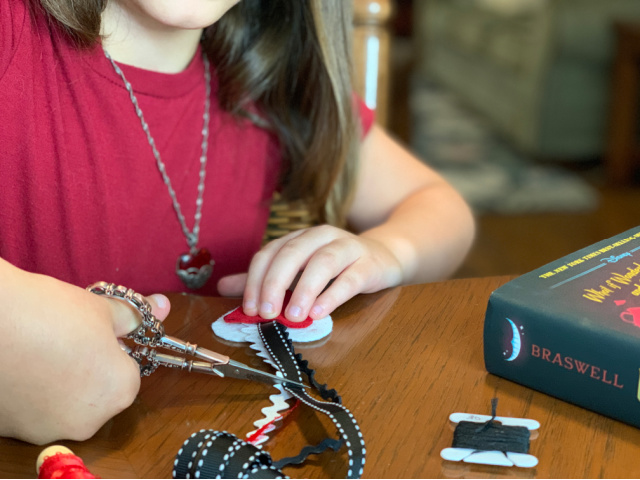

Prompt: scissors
[{"left": 87, "top": 282, "right": 307, "bottom": 390}]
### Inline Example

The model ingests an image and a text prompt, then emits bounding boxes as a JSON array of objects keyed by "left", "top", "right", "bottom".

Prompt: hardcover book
[{"left": 484, "top": 226, "right": 640, "bottom": 427}]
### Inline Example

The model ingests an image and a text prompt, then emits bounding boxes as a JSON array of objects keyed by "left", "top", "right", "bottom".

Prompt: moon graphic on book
[{"left": 504, "top": 318, "right": 522, "bottom": 361}]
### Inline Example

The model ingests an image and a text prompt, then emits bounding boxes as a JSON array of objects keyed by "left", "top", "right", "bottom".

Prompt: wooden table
[{"left": 3, "top": 276, "right": 640, "bottom": 478}]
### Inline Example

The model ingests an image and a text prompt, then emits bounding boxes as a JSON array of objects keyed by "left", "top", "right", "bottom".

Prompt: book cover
[{"left": 484, "top": 226, "right": 640, "bottom": 427}]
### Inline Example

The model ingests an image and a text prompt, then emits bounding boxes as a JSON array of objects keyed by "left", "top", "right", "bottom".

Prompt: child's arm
[
  {"left": 348, "top": 124, "right": 475, "bottom": 283},
  {"left": 218, "top": 125, "right": 475, "bottom": 322},
  {"left": 0, "top": 258, "right": 171, "bottom": 444}
]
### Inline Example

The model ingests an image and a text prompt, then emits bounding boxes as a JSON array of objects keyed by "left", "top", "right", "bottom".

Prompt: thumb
[
  {"left": 109, "top": 293, "right": 172, "bottom": 338},
  {"left": 147, "top": 294, "right": 171, "bottom": 321}
]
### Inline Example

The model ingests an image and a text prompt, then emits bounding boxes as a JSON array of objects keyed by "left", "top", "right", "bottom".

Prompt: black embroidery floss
[
  {"left": 452, "top": 399, "right": 531, "bottom": 454},
  {"left": 441, "top": 398, "right": 539, "bottom": 468}
]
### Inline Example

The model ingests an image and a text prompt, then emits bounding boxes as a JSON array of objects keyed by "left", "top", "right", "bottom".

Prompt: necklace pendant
[{"left": 176, "top": 248, "right": 214, "bottom": 290}]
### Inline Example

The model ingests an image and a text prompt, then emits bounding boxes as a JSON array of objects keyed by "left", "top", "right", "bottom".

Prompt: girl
[{"left": 0, "top": 0, "right": 474, "bottom": 444}]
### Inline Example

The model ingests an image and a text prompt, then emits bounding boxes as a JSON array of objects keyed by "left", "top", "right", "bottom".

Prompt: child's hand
[
  {"left": 0, "top": 259, "right": 171, "bottom": 444},
  {"left": 217, "top": 225, "right": 403, "bottom": 322}
]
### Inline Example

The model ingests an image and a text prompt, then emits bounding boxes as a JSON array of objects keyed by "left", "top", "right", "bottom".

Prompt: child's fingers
[
  {"left": 242, "top": 230, "right": 308, "bottom": 318},
  {"left": 217, "top": 273, "right": 248, "bottom": 297},
  {"left": 255, "top": 226, "right": 349, "bottom": 320},
  {"left": 108, "top": 293, "right": 171, "bottom": 338},
  {"left": 307, "top": 262, "right": 370, "bottom": 320},
  {"left": 284, "top": 237, "right": 363, "bottom": 322},
  {"left": 147, "top": 294, "right": 171, "bottom": 321}
]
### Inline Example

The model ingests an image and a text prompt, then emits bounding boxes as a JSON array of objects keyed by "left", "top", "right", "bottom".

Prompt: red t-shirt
[{"left": 0, "top": 1, "right": 374, "bottom": 295}]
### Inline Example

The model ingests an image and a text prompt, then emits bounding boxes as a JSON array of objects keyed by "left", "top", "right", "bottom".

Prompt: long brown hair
[{"left": 37, "top": 0, "right": 359, "bottom": 226}]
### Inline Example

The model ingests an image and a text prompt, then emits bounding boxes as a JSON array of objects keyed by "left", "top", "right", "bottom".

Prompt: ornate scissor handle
[
  {"left": 87, "top": 282, "right": 166, "bottom": 375},
  {"left": 87, "top": 282, "right": 231, "bottom": 377}
]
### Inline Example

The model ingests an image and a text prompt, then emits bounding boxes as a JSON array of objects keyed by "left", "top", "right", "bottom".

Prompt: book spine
[{"left": 483, "top": 292, "right": 640, "bottom": 428}]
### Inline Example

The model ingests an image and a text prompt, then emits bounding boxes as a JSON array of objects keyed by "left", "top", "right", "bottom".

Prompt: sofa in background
[{"left": 414, "top": 0, "right": 640, "bottom": 160}]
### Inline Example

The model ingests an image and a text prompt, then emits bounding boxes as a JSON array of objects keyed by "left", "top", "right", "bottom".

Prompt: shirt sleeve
[
  {"left": 355, "top": 94, "right": 376, "bottom": 138},
  {"left": 0, "top": 0, "right": 27, "bottom": 79}
]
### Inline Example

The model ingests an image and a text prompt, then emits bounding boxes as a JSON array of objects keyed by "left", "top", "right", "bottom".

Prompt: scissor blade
[{"left": 217, "top": 360, "right": 307, "bottom": 389}]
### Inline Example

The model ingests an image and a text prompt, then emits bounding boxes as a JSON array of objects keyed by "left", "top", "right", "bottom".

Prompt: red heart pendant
[{"left": 176, "top": 248, "right": 214, "bottom": 289}]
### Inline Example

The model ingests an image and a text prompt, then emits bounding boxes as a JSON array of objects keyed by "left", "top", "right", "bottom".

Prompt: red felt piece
[
  {"left": 246, "top": 399, "right": 301, "bottom": 445},
  {"left": 225, "top": 291, "right": 313, "bottom": 328}
]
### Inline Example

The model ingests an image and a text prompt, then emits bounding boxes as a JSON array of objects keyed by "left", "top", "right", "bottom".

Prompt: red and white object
[
  {"left": 212, "top": 293, "right": 332, "bottom": 343},
  {"left": 37, "top": 446, "right": 98, "bottom": 479}
]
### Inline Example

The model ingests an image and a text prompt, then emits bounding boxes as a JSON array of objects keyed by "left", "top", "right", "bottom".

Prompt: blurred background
[{"left": 366, "top": 0, "right": 640, "bottom": 278}]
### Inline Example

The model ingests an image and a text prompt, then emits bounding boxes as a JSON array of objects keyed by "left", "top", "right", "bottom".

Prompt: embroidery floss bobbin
[{"left": 440, "top": 399, "right": 540, "bottom": 468}]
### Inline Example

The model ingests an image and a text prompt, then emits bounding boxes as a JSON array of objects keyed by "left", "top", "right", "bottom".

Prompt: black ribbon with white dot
[
  {"left": 173, "top": 429, "right": 283, "bottom": 479},
  {"left": 257, "top": 321, "right": 366, "bottom": 479},
  {"left": 172, "top": 321, "right": 365, "bottom": 479}
]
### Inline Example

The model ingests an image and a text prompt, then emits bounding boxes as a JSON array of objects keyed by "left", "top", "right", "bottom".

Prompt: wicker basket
[{"left": 263, "top": 192, "right": 318, "bottom": 244}]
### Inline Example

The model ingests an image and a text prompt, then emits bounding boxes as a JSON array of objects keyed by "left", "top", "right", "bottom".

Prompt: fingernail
[
  {"left": 244, "top": 299, "right": 256, "bottom": 310},
  {"left": 311, "top": 305, "right": 324, "bottom": 317},
  {"left": 260, "top": 302, "right": 273, "bottom": 315},
  {"left": 117, "top": 339, "right": 129, "bottom": 352},
  {"left": 151, "top": 294, "right": 167, "bottom": 309},
  {"left": 288, "top": 305, "right": 302, "bottom": 318}
]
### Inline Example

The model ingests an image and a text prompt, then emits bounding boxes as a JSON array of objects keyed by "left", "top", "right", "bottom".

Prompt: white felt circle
[{"left": 211, "top": 308, "right": 332, "bottom": 343}]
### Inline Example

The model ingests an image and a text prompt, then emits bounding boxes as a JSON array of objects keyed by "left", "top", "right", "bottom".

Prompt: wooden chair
[
  {"left": 264, "top": 0, "right": 394, "bottom": 243},
  {"left": 606, "top": 21, "right": 640, "bottom": 185},
  {"left": 353, "top": 0, "right": 394, "bottom": 128}
]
